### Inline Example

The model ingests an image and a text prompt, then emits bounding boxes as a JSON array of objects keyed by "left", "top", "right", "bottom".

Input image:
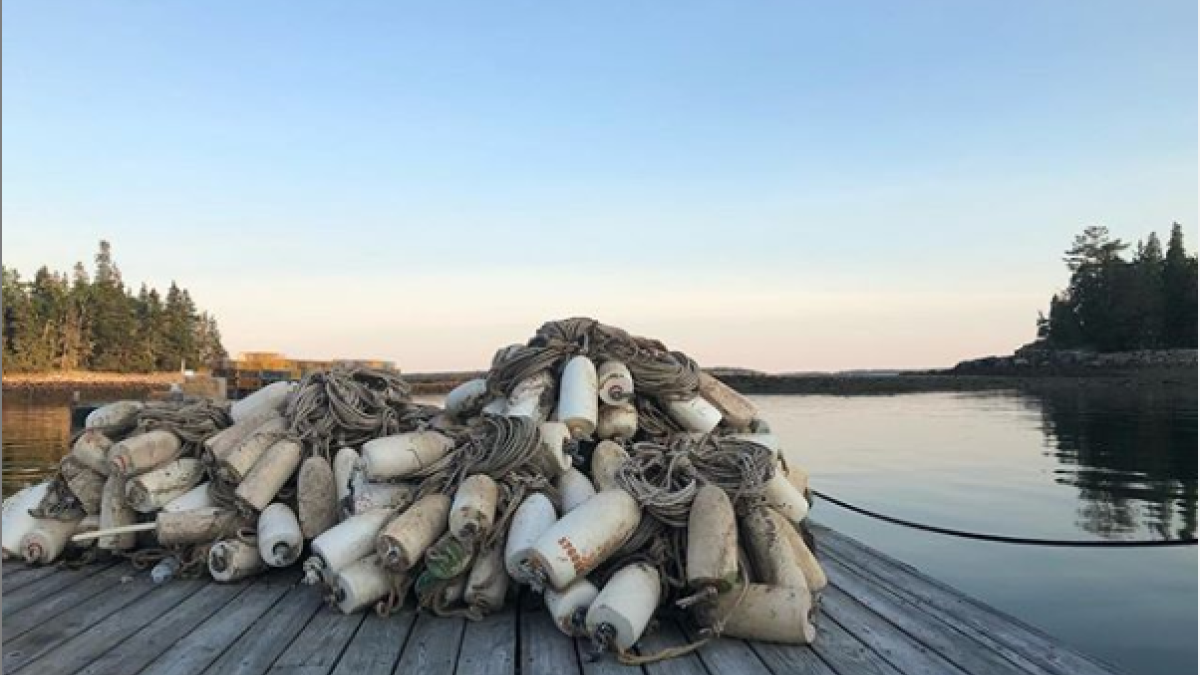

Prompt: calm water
[{"left": 2, "top": 385, "right": 1195, "bottom": 674}]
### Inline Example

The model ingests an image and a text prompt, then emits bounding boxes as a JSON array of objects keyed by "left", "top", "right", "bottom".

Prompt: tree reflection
[{"left": 1035, "top": 384, "right": 1197, "bottom": 539}]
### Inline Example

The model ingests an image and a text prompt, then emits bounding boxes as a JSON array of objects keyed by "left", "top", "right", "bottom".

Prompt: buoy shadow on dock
[{"left": 0, "top": 525, "right": 1124, "bottom": 675}]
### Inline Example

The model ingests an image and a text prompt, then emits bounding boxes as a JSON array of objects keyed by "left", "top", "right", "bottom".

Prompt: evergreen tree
[{"left": 1162, "top": 223, "right": 1198, "bottom": 348}]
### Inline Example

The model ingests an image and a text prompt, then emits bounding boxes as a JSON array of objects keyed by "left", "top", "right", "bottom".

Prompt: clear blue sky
[{"left": 3, "top": 1, "right": 1196, "bottom": 371}]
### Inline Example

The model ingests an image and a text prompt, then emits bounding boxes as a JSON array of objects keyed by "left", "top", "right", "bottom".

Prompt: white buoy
[
  {"left": 783, "top": 461, "right": 810, "bottom": 497},
  {"left": 161, "top": 482, "right": 214, "bottom": 513},
  {"left": 532, "top": 422, "right": 572, "bottom": 477},
  {"left": 2, "top": 482, "right": 51, "bottom": 558},
  {"left": 590, "top": 441, "right": 630, "bottom": 492},
  {"left": 209, "top": 538, "right": 265, "bottom": 582},
  {"left": 298, "top": 456, "right": 338, "bottom": 540},
  {"left": 230, "top": 381, "right": 295, "bottom": 423},
  {"left": 378, "top": 494, "right": 451, "bottom": 571},
  {"left": 108, "top": 430, "right": 183, "bottom": 477},
  {"left": 350, "top": 482, "right": 416, "bottom": 516},
  {"left": 465, "top": 540, "right": 509, "bottom": 615},
  {"left": 204, "top": 410, "right": 281, "bottom": 464},
  {"left": 665, "top": 396, "right": 722, "bottom": 434},
  {"left": 506, "top": 371, "right": 554, "bottom": 419},
  {"left": 596, "top": 361, "right": 634, "bottom": 405},
  {"left": 70, "top": 430, "right": 112, "bottom": 476},
  {"left": 762, "top": 472, "right": 809, "bottom": 525},
  {"left": 85, "top": 400, "right": 143, "bottom": 431},
  {"left": 595, "top": 403, "right": 638, "bottom": 441},
  {"left": 544, "top": 578, "right": 600, "bottom": 637},
  {"left": 21, "top": 516, "right": 82, "bottom": 564},
  {"left": 98, "top": 475, "right": 138, "bottom": 551},
  {"left": 557, "top": 356, "right": 598, "bottom": 438},
  {"left": 556, "top": 468, "right": 597, "bottom": 514},
  {"left": 586, "top": 563, "right": 661, "bottom": 651},
  {"left": 742, "top": 508, "right": 807, "bottom": 591},
  {"left": 258, "top": 503, "right": 303, "bottom": 567},
  {"left": 697, "top": 372, "right": 757, "bottom": 430},
  {"left": 333, "top": 447, "right": 359, "bottom": 517},
  {"left": 125, "top": 459, "right": 206, "bottom": 513},
  {"left": 529, "top": 490, "right": 641, "bottom": 590},
  {"left": 218, "top": 416, "right": 287, "bottom": 483},
  {"left": 157, "top": 507, "right": 247, "bottom": 546},
  {"left": 504, "top": 493, "right": 557, "bottom": 583},
  {"left": 763, "top": 509, "right": 827, "bottom": 593},
  {"left": 687, "top": 484, "right": 739, "bottom": 593},
  {"left": 360, "top": 431, "right": 455, "bottom": 480},
  {"left": 306, "top": 508, "right": 393, "bottom": 583},
  {"left": 444, "top": 378, "right": 490, "bottom": 420},
  {"left": 333, "top": 555, "right": 394, "bottom": 614},
  {"left": 450, "top": 475, "right": 498, "bottom": 540},
  {"left": 235, "top": 439, "right": 302, "bottom": 512},
  {"left": 697, "top": 583, "right": 817, "bottom": 644}
]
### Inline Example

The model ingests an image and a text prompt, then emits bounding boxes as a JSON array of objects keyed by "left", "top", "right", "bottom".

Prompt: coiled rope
[
  {"left": 286, "top": 365, "right": 414, "bottom": 458},
  {"left": 813, "top": 489, "right": 1199, "bottom": 547}
]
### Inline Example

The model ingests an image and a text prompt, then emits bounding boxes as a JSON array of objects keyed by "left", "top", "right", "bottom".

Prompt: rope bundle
[{"left": 286, "top": 365, "right": 414, "bottom": 457}]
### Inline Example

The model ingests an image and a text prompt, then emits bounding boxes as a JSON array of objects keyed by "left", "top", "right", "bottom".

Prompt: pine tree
[{"left": 1162, "top": 223, "right": 1198, "bottom": 348}]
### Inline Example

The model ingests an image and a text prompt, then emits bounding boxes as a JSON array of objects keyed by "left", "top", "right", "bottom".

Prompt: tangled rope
[
  {"left": 286, "top": 365, "right": 414, "bottom": 457},
  {"left": 136, "top": 400, "right": 232, "bottom": 451}
]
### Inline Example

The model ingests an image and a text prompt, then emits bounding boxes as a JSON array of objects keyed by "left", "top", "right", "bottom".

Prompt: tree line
[
  {"left": 2, "top": 241, "right": 227, "bottom": 373},
  {"left": 1038, "top": 223, "right": 1198, "bottom": 351}
]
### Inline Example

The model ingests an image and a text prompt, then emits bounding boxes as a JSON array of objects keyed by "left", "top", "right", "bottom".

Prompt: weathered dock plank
[
  {"left": 199, "top": 581, "right": 324, "bottom": 675},
  {"left": 3, "top": 560, "right": 118, "bottom": 616},
  {"left": 3, "top": 564, "right": 131, "bottom": 641},
  {"left": 521, "top": 599, "right": 581, "bottom": 675},
  {"left": 327, "top": 610, "right": 416, "bottom": 675},
  {"left": 265, "top": 600, "right": 366, "bottom": 675},
  {"left": 457, "top": 607, "right": 518, "bottom": 675},
  {"left": 393, "top": 612, "right": 465, "bottom": 675}
]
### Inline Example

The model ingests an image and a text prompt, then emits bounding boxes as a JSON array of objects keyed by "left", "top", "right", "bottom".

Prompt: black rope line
[{"left": 812, "top": 489, "right": 1198, "bottom": 547}]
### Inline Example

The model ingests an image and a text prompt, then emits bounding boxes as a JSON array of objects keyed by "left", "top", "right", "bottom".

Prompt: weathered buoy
[
  {"left": 333, "top": 555, "right": 393, "bottom": 614},
  {"left": 557, "top": 356, "right": 598, "bottom": 438},
  {"left": 378, "top": 494, "right": 451, "bottom": 571},
  {"left": 687, "top": 484, "right": 739, "bottom": 593},
  {"left": 596, "top": 403, "right": 638, "bottom": 441},
  {"left": 360, "top": 431, "right": 455, "bottom": 480},
  {"left": 157, "top": 507, "right": 246, "bottom": 546},
  {"left": 298, "top": 456, "right": 338, "bottom": 540},
  {"left": 230, "top": 381, "right": 295, "bottom": 423},
  {"left": 586, "top": 563, "right": 661, "bottom": 651},
  {"left": 217, "top": 416, "right": 287, "bottom": 483},
  {"left": 125, "top": 458, "right": 205, "bottom": 513},
  {"left": 444, "top": 378, "right": 490, "bottom": 420},
  {"left": 60, "top": 457, "right": 106, "bottom": 514},
  {"left": 333, "top": 447, "right": 359, "bottom": 517},
  {"left": 350, "top": 482, "right": 416, "bottom": 516},
  {"left": 742, "top": 508, "right": 807, "bottom": 591},
  {"left": 161, "top": 482, "right": 214, "bottom": 513},
  {"left": 209, "top": 537, "right": 266, "bottom": 582},
  {"left": 450, "top": 475, "right": 498, "bottom": 540},
  {"left": 306, "top": 508, "right": 393, "bottom": 583},
  {"left": 464, "top": 540, "right": 509, "bottom": 615},
  {"left": 665, "top": 396, "right": 722, "bottom": 434},
  {"left": 544, "top": 578, "right": 600, "bottom": 637},
  {"left": 590, "top": 441, "right": 630, "bottom": 492},
  {"left": 783, "top": 461, "right": 810, "bottom": 497},
  {"left": 762, "top": 472, "right": 809, "bottom": 525},
  {"left": 697, "top": 372, "right": 757, "bottom": 430},
  {"left": 532, "top": 422, "right": 572, "bottom": 477},
  {"left": 763, "top": 509, "right": 827, "bottom": 593},
  {"left": 70, "top": 430, "right": 113, "bottom": 476},
  {"left": 258, "top": 503, "right": 303, "bottom": 567},
  {"left": 204, "top": 410, "right": 281, "bottom": 464},
  {"left": 504, "top": 492, "right": 557, "bottom": 583},
  {"left": 596, "top": 361, "right": 634, "bottom": 405},
  {"left": 21, "top": 516, "right": 83, "bottom": 564},
  {"left": 98, "top": 475, "right": 138, "bottom": 551},
  {"left": 557, "top": 468, "right": 597, "bottom": 514},
  {"left": 108, "top": 430, "right": 183, "bottom": 477},
  {"left": 696, "top": 583, "right": 817, "bottom": 644},
  {"left": 85, "top": 400, "right": 143, "bottom": 431},
  {"left": 529, "top": 490, "right": 641, "bottom": 590},
  {"left": 506, "top": 371, "right": 554, "bottom": 419},
  {"left": 2, "top": 482, "right": 51, "bottom": 558},
  {"left": 235, "top": 439, "right": 302, "bottom": 512}
]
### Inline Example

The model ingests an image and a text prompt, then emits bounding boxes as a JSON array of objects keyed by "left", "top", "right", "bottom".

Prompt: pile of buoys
[{"left": 1, "top": 318, "right": 823, "bottom": 662}]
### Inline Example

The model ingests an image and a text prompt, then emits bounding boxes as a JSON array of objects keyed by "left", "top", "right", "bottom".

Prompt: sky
[{"left": 3, "top": 1, "right": 1196, "bottom": 373}]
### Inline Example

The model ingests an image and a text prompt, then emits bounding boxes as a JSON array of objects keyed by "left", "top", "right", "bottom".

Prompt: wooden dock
[{"left": 1, "top": 526, "right": 1123, "bottom": 675}]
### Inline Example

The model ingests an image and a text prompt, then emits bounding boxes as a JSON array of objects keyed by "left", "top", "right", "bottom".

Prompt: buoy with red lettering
[
  {"left": 333, "top": 555, "right": 393, "bottom": 614},
  {"left": 665, "top": 396, "right": 722, "bottom": 434},
  {"left": 21, "top": 516, "right": 83, "bottom": 564},
  {"left": 209, "top": 537, "right": 266, "bottom": 582},
  {"left": 305, "top": 508, "right": 393, "bottom": 584},
  {"left": 596, "top": 403, "right": 638, "bottom": 441},
  {"left": 230, "top": 381, "right": 295, "bottom": 423},
  {"left": 378, "top": 494, "right": 451, "bottom": 571},
  {"left": 444, "top": 378, "right": 490, "bottom": 420},
  {"left": 596, "top": 361, "right": 634, "bottom": 405},
  {"left": 125, "top": 458, "right": 205, "bottom": 513},
  {"left": 529, "top": 490, "right": 641, "bottom": 590},
  {"left": 590, "top": 441, "right": 630, "bottom": 492},
  {"left": 557, "top": 468, "right": 597, "bottom": 513},
  {"left": 586, "top": 563, "right": 662, "bottom": 652},
  {"left": 695, "top": 583, "right": 817, "bottom": 645},
  {"left": 557, "top": 356, "right": 598, "bottom": 438},
  {"left": 450, "top": 475, "right": 498, "bottom": 540},
  {"left": 108, "top": 430, "right": 183, "bottom": 477},
  {"left": 544, "top": 577, "right": 600, "bottom": 636},
  {"left": 687, "top": 484, "right": 739, "bottom": 594},
  {"left": 361, "top": 431, "right": 455, "bottom": 480},
  {"left": 504, "top": 492, "right": 557, "bottom": 584}
]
